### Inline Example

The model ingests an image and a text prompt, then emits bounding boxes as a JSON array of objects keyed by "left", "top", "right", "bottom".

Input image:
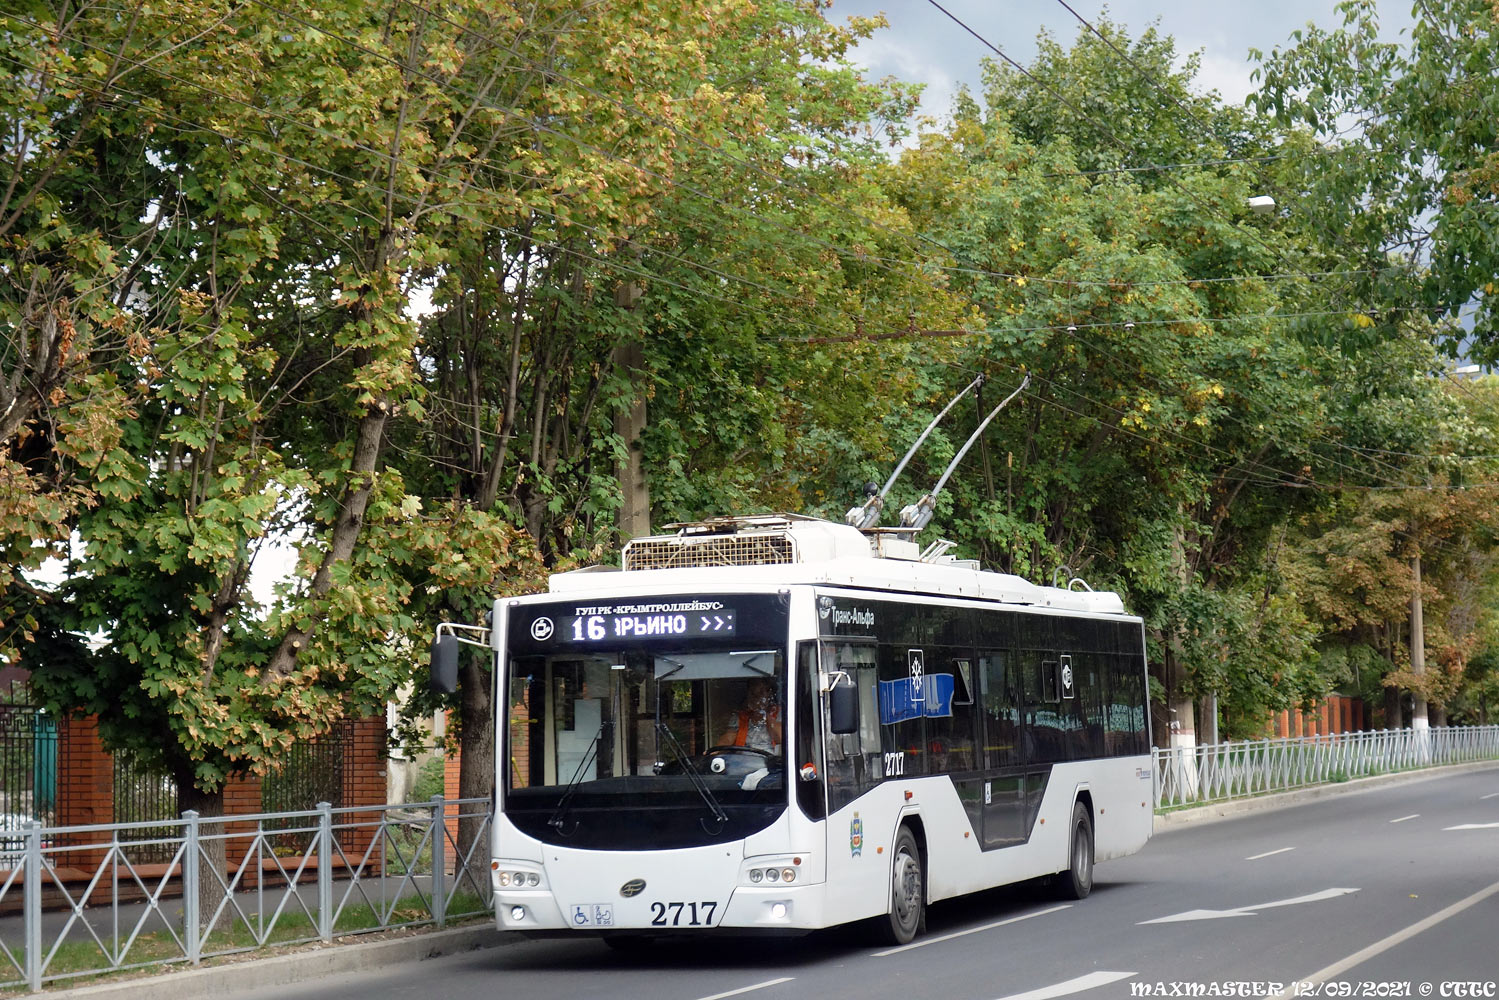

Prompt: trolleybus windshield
[{"left": 503, "top": 594, "right": 790, "bottom": 850}]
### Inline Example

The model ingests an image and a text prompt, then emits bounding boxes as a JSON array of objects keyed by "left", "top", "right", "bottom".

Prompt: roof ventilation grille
[{"left": 623, "top": 518, "right": 799, "bottom": 570}]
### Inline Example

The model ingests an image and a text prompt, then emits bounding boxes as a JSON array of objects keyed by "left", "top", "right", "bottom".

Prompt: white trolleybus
[
  {"left": 429, "top": 375, "right": 1152, "bottom": 946},
  {"left": 431, "top": 512, "right": 1153, "bottom": 946}
]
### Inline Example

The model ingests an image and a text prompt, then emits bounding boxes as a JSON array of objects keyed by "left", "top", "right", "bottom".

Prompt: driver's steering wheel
[{"left": 702, "top": 744, "right": 776, "bottom": 759}]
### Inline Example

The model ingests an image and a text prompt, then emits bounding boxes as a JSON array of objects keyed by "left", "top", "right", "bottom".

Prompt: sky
[{"left": 829, "top": 0, "right": 1414, "bottom": 121}]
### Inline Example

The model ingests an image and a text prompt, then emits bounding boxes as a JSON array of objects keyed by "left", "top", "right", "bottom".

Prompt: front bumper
[{"left": 493, "top": 882, "right": 826, "bottom": 932}]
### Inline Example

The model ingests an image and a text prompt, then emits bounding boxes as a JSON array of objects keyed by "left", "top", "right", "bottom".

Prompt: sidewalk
[{"left": 29, "top": 757, "right": 1499, "bottom": 999}]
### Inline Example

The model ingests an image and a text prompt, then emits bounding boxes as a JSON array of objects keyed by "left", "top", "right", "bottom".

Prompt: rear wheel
[
  {"left": 1058, "top": 801, "right": 1094, "bottom": 900},
  {"left": 875, "top": 826, "right": 925, "bottom": 945}
]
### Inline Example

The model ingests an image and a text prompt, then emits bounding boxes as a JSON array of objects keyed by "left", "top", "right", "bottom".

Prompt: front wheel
[
  {"left": 1058, "top": 801, "right": 1094, "bottom": 900},
  {"left": 874, "top": 826, "right": 925, "bottom": 945}
]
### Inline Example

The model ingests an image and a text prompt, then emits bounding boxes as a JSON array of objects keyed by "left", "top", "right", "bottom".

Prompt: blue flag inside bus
[{"left": 877, "top": 673, "right": 956, "bottom": 724}]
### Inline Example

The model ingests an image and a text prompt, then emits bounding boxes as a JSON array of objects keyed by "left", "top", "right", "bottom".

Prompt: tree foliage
[
  {"left": 4, "top": 0, "right": 1499, "bottom": 799},
  {"left": 1251, "top": 0, "right": 1499, "bottom": 358}
]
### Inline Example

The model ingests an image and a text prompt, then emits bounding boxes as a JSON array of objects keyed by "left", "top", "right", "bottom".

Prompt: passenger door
[{"left": 821, "top": 639, "right": 880, "bottom": 814}]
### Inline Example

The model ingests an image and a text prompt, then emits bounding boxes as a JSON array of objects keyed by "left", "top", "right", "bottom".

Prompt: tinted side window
[
  {"left": 1066, "top": 652, "right": 1106, "bottom": 759},
  {"left": 878, "top": 643, "right": 925, "bottom": 776},
  {"left": 1024, "top": 652, "right": 1065, "bottom": 764},
  {"left": 925, "top": 649, "right": 979, "bottom": 774},
  {"left": 925, "top": 604, "right": 972, "bottom": 646},
  {"left": 1106, "top": 652, "right": 1149, "bottom": 755},
  {"left": 980, "top": 651, "right": 1022, "bottom": 769}
]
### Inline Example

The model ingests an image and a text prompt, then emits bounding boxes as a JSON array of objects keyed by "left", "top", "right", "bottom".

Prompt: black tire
[
  {"left": 874, "top": 825, "right": 925, "bottom": 946},
  {"left": 1058, "top": 801, "right": 1094, "bottom": 900}
]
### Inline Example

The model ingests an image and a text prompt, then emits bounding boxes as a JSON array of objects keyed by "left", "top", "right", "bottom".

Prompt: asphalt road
[{"left": 222, "top": 766, "right": 1499, "bottom": 1000}]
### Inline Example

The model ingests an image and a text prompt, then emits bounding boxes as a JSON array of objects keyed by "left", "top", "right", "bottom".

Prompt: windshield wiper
[
  {"left": 729, "top": 650, "right": 777, "bottom": 676},
  {"left": 655, "top": 654, "right": 686, "bottom": 681},
  {"left": 547, "top": 722, "right": 610, "bottom": 835},
  {"left": 655, "top": 721, "right": 728, "bottom": 830}
]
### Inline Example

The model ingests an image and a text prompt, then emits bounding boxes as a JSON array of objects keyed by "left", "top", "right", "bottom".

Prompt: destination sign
[
  {"left": 537, "top": 600, "right": 738, "bottom": 644},
  {"left": 508, "top": 595, "right": 789, "bottom": 654}
]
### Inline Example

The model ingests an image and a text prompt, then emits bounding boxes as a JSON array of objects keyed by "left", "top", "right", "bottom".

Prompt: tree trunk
[
  {"left": 1383, "top": 685, "right": 1403, "bottom": 730},
  {"left": 456, "top": 654, "right": 494, "bottom": 896},
  {"left": 1409, "top": 552, "right": 1428, "bottom": 730},
  {"left": 177, "top": 781, "right": 227, "bottom": 933},
  {"left": 613, "top": 341, "right": 650, "bottom": 545}
]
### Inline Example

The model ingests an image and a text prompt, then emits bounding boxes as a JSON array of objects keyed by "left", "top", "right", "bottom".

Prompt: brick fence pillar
[
  {"left": 55, "top": 716, "right": 114, "bottom": 873},
  {"left": 443, "top": 749, "right": 461, "bottom": 868},
  {"left": 335, "top": 718, "right": 387, "bottom": 874},
  {"left": 221, "top": 774, "right": 263, "bottom": 888}
]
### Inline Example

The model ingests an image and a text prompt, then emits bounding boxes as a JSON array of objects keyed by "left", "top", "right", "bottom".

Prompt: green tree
[
  {"left": 0, "top": 3, "right": 163, "bottom": 663},
  {"left": 1251, "top": 0, "right": 1499, "bottom": 358},
  {"left": 822, "top": 15, "right": 1480, "bottom": 739},
  {"left": 378, "top": 0, "right": 953, "bottom": 853},
  {"left": 11, "top": 0, "right": 508, "bottom": 816}
]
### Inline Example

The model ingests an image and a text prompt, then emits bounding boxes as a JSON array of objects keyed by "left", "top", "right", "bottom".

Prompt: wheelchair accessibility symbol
[{"left": 572, "top": 904, "right": 613, "bottom": 926}]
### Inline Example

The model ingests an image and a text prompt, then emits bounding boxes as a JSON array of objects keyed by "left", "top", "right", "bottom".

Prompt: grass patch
[{"left": 0, "top": 891, "right": 489, "bottom": 994}]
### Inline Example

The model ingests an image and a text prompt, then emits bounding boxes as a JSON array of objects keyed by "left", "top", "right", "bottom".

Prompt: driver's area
[{"left": 653, "top": 650, "right": 785, "bottom": 792}]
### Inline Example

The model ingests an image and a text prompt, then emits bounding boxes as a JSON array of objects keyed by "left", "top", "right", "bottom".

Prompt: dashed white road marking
[
  {"left": 1445, "top": 822, "right": 1499, "bottom": 830},
  {"left": 1244, "top": 846, "right": 1296, "bottom": 860},
  {"left": 872, "top": 904, "right": 1072, "bottom": 956},
  {"left": 696, "top": 978, "right": 794, "bottom": 1000},
  {"left": 991, "top": 971, "right": 1137, "bottom": 1000},
  {"left": 1389, "top": 814, "right": 1420, "bottom": 824},
  {"left": 1480, "top": 792, "right": 1499, "bottom": 800}
]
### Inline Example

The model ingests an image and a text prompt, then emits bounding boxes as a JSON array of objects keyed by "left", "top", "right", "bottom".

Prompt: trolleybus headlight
[
  {"left": 781, "top": 868, "right": 796, "bottom": 883},
  {"left": 496, "top": 872, "right": 511, "bottom": 887},
  {"left": 749, "top": 869, "right": 763, "bottom": 883},
  {"left": 766, "top": 868, "right": 780, "bottom": 882},
  {"left": 511, "top": 906, "right": 526, "bottom": 921},
  {"left": 526, "top": 873, "right": 541, "bottom": 887}
]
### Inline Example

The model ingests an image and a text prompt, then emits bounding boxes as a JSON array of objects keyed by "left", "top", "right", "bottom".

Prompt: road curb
[
  {"left": 42, "top": 921, "right": 513, "bottom": 999},
  {"left": 1154, "top": 758, "right": 1499, "bottom": 832}
]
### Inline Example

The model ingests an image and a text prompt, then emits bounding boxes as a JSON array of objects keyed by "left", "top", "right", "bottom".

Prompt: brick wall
[
  {"left": 1270, "top": 695, "right": 1368, "bottom": 738},
  {"left": 40, "top": 713, "right": 389, "bottom": 885}
]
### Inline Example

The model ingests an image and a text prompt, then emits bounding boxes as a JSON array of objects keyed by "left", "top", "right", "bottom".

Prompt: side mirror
[
  {"left": 829, "top": 679, "right": 858, "bottom": 734},
  {"left": 430, "top": 634, "right": 459, "bottom": 694}
]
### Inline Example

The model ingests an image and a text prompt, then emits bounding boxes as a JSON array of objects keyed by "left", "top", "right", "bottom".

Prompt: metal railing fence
[
  {"left": 1154, "top": 725, "right": 1499, "bottom": 810},
  {"left": 261, "top": 722, "right": 355, "bottom": 823},
  {"left": 0, "top": 706, "right": 57, "bottom": 829},
  {"left": 111, "top": 755, "right": 179, "bottom": 866},
  {"left": 0, "top": 796, "right": 493, "bottom": 993}
]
